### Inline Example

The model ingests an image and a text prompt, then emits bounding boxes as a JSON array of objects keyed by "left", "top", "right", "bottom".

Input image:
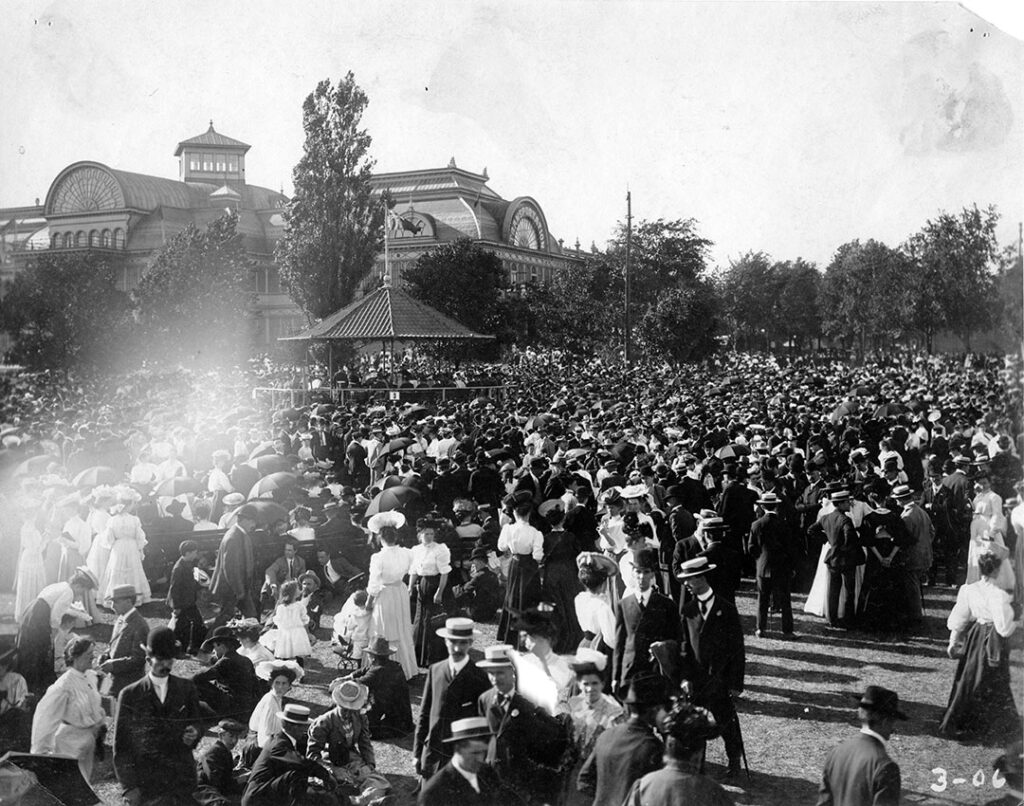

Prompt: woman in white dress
[
  {"left": 97, "top": 486, "right": 151, "bottom": 604},
  {"left": 365, "top": 512, "right": 418, "bottom": 679},
  {"left": 14, "top": 506, "right": 50, "bottom": 622},
  {"left": 84, "top": 486, "right": 115, "bottom": 617},
  {"left": 515, "top": 606, "right": 574, "bottom": 715},
  {"left": 248, "top": 661, "right": 302, "bottom": 749},
  {"left": 57, "top": 495, "right": 91, "bottom": 583},
  {"left": 965, "top": 471, "right": 1014, "bottom": 590},
  {"left": 573, "top": 552, "right": 619, "bottom": 685},
  {"left": 30, "top": 637, "right": 106, "bottom": 780},
  {"left": 804, "top": 488, "right": 869, "bottom": 619}
]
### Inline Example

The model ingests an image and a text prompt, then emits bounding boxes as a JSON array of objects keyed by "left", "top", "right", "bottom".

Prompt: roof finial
[
  {"left": 209, "top": 119, "right": 215, "bottom": 131},
  {"left": 482, "top": 166, "right": 489, "bottom": 180},
  {"left": 448, "top": 156, "right": 457, "bottom": 168}
]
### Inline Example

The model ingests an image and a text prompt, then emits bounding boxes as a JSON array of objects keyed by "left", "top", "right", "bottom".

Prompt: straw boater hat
[
  {"left": 443, "top": 717, "right": 493, "bottom": 744},
  {"left": 330, "top": 679, "right": 369, "bottom": 711},
  {"left": 829, "top": 490, "right": 851, "bottom": 503},
  {"left": 435, "top": 616, "right": 482, "bottom": 640},
  {"left": 110, "top": 584, "right": 138, "bottom": 602},
  {"left": 73, "top": 566, "right": 99, "bottom": 590},
  {"left": 476, "top": 644, "right": 515, "bottom": 670},
  {"left": 277, "top": 703, "right": 312, "bottom": 725},
  {"left": 891, "top": 484, "right": 914, "bottom": 501},
  {"left": 620, "top": 484, "right": 648, "bottom": 500},
  {"left": 756, "top": 492, "right": 782, "bottom": 507},
  {"left": 677, "top": 556, "right": 718, "bottom": 580}
]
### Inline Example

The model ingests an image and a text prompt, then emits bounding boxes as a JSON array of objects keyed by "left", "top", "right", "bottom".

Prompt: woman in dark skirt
[
  {"left": 408, "top": 516, "right": 453, "bottom": 667},
  {"left": 15, "top": 567, "right": 97, "bottom": 695},
  {"left": 539, "top": 499, "right": 583, "bottom": 654},
  {"left": 496, "top": 492, "right": 545, "bottom": 646},
  {"left": 857, "top": 503, "right": 917, "bottom": 632},
  {"left": 939, "top": 552, "right": 1021, "bottom": 740}
]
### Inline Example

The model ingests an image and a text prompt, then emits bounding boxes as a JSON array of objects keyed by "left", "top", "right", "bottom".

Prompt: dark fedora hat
[
  {"left": 624, "top": 673, "right": 670, "bottom": 706},
  {"left": 200, "top": 626, "right": 240, "bottom": 653},
  {"left": 366, "top": 636, "right": 396, "bottom": 657},
  {"left": 143, "top": 626, "right": 180, "bottom": 659},
  {"left": 852, "top": 685, "right": 908, "bottom": 720},
  {"left": 632, "top": 547, "right": 659, "bottom": 574}
]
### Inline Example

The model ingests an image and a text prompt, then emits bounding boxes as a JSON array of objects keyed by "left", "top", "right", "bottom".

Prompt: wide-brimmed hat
[
  {"left": 665, "top": 484, "right": 685, "bottom": 501},
  {"left": 852, "top": 685, "right": 908, "bottom": 720},
  {"left": 366, "top": 636, "right": 396, "bottom": 657},
  {"left": 330, "top": 679, "right": 369, "bottom": 710},
  {"left": 602, "top": 488, "right": 623, "bottom": 506},
  {"left": 255, "top": 659, "right": 303, "bottom": 683},
  {"left": 570, "top": 647, "right": 608, "bottom": 676},
  {"left": 72, "top": 566, "right": 99, "bottom": 590},
  {"left": 435, "top": 617, "right": 481, "bottom": 640},
  {"left": 624, "top": 673, "right": 670, "bottom": 706},
  {"left": 891, "top": 484, "right": 914, "bottom": 501},
  {"left": 620, "top": 483, "right": 647, "bottom": 500},
  {"left": 222, "top": 492, "right": 245, "bottom": 507},
  {"left": 367, "top": 510, "right": 406, "bottom": 532},
  {"left": 143, "top": 626, "right": 180, "bottom": 659},
  {"left": 109, "top": 584, "right": 138, "bottom": 601},
  {"left": 538, "top": 499, "right": 564, "bottom": 518},
  {"left": 277, "top": 703, "right": 312, "bottom": 724},
  {"left": 504, "top": 490, "right": 534, "bottom": 508},
  {"left": 469, "top": 546, "right": 491, "bottom": 563},
  {"left": 200, "top": 626, "right": 240, "bottom": 653},
  {"left": 215, "top": 718, "right": 248, "bottom": 735},
  {"left": 677, "top": 556, "right": 717, "bottom": 580},
  {"left": 953, "top": 455, "right": 972, "bottom": 467},
  {"left": 576, "top": 551, "right": 618, "bottom": 577},
  {"left": 476, "top": 644, "right": 515, "bottom": 670},
  {"left": 443, "top": 716, "right": 493, "bottom": 744}
]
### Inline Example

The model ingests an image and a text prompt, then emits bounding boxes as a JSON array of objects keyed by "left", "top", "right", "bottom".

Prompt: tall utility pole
[{"left": 624, "top": 190, "right": 632, "bottom": 366}]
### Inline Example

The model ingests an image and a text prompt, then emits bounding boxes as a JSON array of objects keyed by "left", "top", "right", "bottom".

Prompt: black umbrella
[
  {"left": 248, "top": 440, "right": 277, "bottom": 461},
  {"left": 247, "top": 472, "right": 299, "bottom": 499},
  {"left": 402, "top": 405, "right": 433, "bottom": 421},
  {"left": 230, "top": 464, "right": 260, "bottom": 497},
  {"left": 243, "top": 500, "right": 290, "bottom": 526},
  {"left": 365, "top": 486, "right": 421, "bottom": 517},
  {"left": 873, "top": 402, "right": 906, "bottom": 419},
  {"left": 247, "top": 454, "right": 295, "bottom": 476},
  {"left": 72, "top": 466, "right": 120, "bottom": 488},
  {"left": 381, "top": 437, "right": 415, "bottom": 455}
]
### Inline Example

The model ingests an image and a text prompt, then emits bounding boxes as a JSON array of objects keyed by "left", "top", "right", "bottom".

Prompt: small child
[
  {"left": 259, "top": 580, "right": 312, "bottom": 661},
  {"left": 332, "top": 589, "right": 373, "bottom": 662},
  {"left": 232, "top": 619, "right": 274, "bottom": 667},
  {"left": 167, "top": 540, "right": 206, "bottom": 655},
  {"left": 453, "top": 547, "right": 501, "bottom": 622}
]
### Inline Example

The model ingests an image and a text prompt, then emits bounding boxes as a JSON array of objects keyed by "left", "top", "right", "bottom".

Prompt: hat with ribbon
[
  {"left": 852, "top": 685, "right": 908, "bottom": 720},
  {"left": 435, "top": 616, "right": 482, "bottom": 640},
  {"left": 677, "top": 556, "right": 718, "bottom": 580},
  {"left": 366, "top": 636, "right": 396, "bottom": 657},
  {"left": 277, "top": 703, "right": 313, "bottom": 724},
  {"left": 476, "top": 644, "right": 516, "bottom": 670},
  {"left": 330, "top": 679, "right": 369, "bottom": 711},
  {"left": 443, "top": 716, "right": 493, "bottom": 744}
]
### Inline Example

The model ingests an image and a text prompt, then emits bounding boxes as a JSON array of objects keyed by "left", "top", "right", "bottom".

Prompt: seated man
[
  {"left": 308, "top": 681, "right": 377, "bottom": 794},
  {"left": 194, "top": 627, "right": 260, "bottom": 721},
  {"left": 299, "top": 572, "right": 327, "bottom": 633},
  {"left": 196, "top": 718, "right": 248, "bottom": 806},
  {"left": 263, "top": 538, "right": 307, "bottom": 605},
  {"left": 314, "top": 544, "right": 362, "bottom": 606},
  {"left": 348, "top": 636, "right": 413, "bottom": 738}
]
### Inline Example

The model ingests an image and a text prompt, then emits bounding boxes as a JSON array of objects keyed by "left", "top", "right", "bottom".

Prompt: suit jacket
[
  {"left": 679, "top": 594, "right": 745, "bottom": 703},
  {"left": 419, "top": 760, "right": 516, "bottom": 806},
  {"left": 104, "top": 609, "right": 149, "bottom": 695},
  {"left": 192, "top": 649, "right": 260, "bottom": 716},
  {"left": 816, "top": 732, "right": 901, "bottom": 806},
  {"left": 414, "top": 657, "right": 491, "bottom": 776},
  {"left": 196, "top": 738, "right": 242, "bottom": 795},
  {"left": 624, "top": 765, "right": 736, "bottom": 806},
  {"left": 114, "top": 674, "right": 201, "bottom": 797},
  {"left": 613, "top": 590, "right": 680, "bottom": 691},
  {"left": 210, "top": 524, "right": 255, "bottom": 600},
  {"left": 167, "top": 557, "right": 199, "bottom": 610},
  {"left": 809, "top": 510, "right": 861, "bottom": 571},
  {"left": 747, "top": 512, "right": 796, "bottom": 578},
  {"left": 940, "top": 470, "right": 973, "bottom": 530},
  {"left": 577, "top": 718, "right": 663, "bottom": 806},
  {"left": 241, "top": 732, "right": 332, "bottom": 806},
  {"left": 264, "top": 555, "right": 307, "bottom": 587},
  {"left": 477, "top": 688, "right": 563, "bottom": 798}
]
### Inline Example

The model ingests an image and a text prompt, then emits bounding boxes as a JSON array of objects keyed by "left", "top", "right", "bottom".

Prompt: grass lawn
[{"left": 3, "top": 580, "right": 1020, "bottom": 806}]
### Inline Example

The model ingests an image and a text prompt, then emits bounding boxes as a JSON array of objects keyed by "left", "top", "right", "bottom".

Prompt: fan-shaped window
[
  {"left": 75, "top": 231, "right": 86, "bottom": 247},
  {"left": 102, "top": 229, "right": 112, "bottom": 247},
  {"left": 50, "top": 167, "right": 122, "bottom": 214},
  {"left": 113, "top": 228, "right": 125, "bottom": 248},
  {"left": 89, "top": 230, "right": 100, "bottom": 247}
]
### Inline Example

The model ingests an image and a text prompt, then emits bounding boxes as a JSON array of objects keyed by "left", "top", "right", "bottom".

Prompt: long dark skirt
[
  {"left": 939, "top": 621, "right": 1020, "bottom": 740},
  {"left": 15, "top": 598, "right": 55, "bottom": 695},
  {"left": 858, "top": 564, "right": 921, "bottom": 631},
  {"left": 497, "top": 554, "right": 542, "bottom": 646},
  {"left": 542, "top": 559, "right": 583, "bottom": 654},
  {"left": 412, "top": 575, "right": 450, "bottom": 667}
]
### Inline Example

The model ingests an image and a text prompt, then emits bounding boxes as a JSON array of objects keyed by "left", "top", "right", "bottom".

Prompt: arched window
[
  {"left": 62, "top": 232, "right": 72, "bottom": 248},
  {"left": 76, "top": 231, "right": 86, "bottom": 247},
  {"left": 89, "top": 230, "right": 100, "bottom": 247},
  {"left": 51, "top": 233, "right": 59, "bottom": 249},
  {"left": 102, "top": 229, "right": 112, "bottom": 247},
  {"left": 113, "top": 228, "right": 125, "bottom": 248}
]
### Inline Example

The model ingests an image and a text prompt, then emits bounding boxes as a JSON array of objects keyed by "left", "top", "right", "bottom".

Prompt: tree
[
  {"left": 530, "top": 253, "right": 622, "bottom": 356},
  {"left": 636, "top": 279, "right": 720, "bottom": 364},
  {"left": 0, "top": 252, "right": 130, "bottom": 370},
  {"left": 721, "top": 251, "right": 775, "bottom": 350},
  {"left": 132, "top": 210, "right": 254, "bottom": 366},
  {"left": 773, "top": 258, "right": 822, "bottom": 351},
  {"left": 276, "top": 74, "right": 385, "bottom": 320},
  {"left": 903, "top": 205, "right": 1000, "bottom": 351},
  {"left": 995, "top": 242, "right": 1022, "bottom": 350}
]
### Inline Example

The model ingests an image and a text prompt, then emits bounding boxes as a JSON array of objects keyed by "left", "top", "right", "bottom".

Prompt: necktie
[
  {"left": 638, "top": 595, "right": 646, "bottom": 613},
  {"left": 699, "top": 598, "right": 709, "bottom": 619},
  {"left": 287, "top": 559, "right": 293, "bottom": 577}
]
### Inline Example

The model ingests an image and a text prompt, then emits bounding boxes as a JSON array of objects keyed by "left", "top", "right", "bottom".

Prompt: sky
[{"left": 1, "top": 0, "right": 1021, "bottom": 271}]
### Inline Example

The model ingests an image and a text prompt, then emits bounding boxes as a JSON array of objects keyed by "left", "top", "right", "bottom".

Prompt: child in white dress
[
  {"left": 260, "top": 581, "right": 312, "bottom": 661},
  {"left": 332, "top": 589, "right": 374, "bottom": 662}
]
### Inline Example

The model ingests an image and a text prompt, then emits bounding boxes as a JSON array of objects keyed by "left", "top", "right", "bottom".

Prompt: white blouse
[
  {"left": 62, "top": 516, "right": 92, "bottom": 555},
  {"left": 574, "top": 590, "right": 616, "bottom": 648},
  {"left": 26, "top": 582, "right": 77, "bottom": 628},
  {"left": 410, "top": 542, "right": 452, "bottom": 576},
  {"left": 366, "top": 545, "right": 413, "bottom": 596},
  {"left": 497, "top": 521, "right": 544, "bottom": 560},
  {"left": 249, "top": 690, "right": 284, "bottom": 747},
  {"left": 31, "top": 668, "right": 104, "bottom": 753},
  {"left": 947, "top": 579, "right": 1017, "bottom": 638}
]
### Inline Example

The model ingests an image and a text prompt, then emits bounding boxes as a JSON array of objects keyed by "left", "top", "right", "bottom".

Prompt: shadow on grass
[
  {"left": 790, "top": 630, "right": 953, "bottom": 659},
  {"left": 747, "top": 660, "right": 860, "bottom": 684},
  {"left": 706, "top": 758, "right": 820, "bottom": 806},
  {"left": 747, "top": 644, "right": 935, "bottom": 674}
]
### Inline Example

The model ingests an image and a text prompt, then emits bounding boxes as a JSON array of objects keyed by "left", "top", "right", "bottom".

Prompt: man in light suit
[
  {"left": 114, "top": 627, "right": 202, "bottom": 806},
  {"left": 418, "top": 717, "right": 517, "bottom": 806},
  {"left": 613, "top": 547, "right": 680, "bottom": 696},
  {"left": 678, "top": 556, "right": 746, "bottom": 779},
  {"left": 98, "top": 584, "right": 149, "bottom": 696},
  {"left": 210, "top": 505, "right": 258, "bottom": 628},
  {"left": 816, "top": 686, "right": 905, "bottom": 806},
  {"left": 414, "top": 617, "right": 491, "bottom": 781}
]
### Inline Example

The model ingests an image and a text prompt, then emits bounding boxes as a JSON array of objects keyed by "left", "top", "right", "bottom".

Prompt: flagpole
[
  {"left": 383, "top": 203, "right": 391, "bottom": 287},
  {"left": 624, "top": 189, "right": 632, "bottom": 366}
]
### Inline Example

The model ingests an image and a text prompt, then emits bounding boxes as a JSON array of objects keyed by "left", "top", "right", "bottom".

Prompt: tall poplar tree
[{"left": 276, "top": 74, "right": 385, "bottom": 320}]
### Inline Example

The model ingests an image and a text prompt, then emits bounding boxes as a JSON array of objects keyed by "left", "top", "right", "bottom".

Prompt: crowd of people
[{"left": 0, "top": 346, "right": 1022, "bottom": 806}]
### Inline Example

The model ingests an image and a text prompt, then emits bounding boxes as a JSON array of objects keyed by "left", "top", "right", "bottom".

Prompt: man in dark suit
[
  {"left": 468, "top": 453, "right": 504, "bottom": 511},
  {"left": 242, "top": 704, "right": 337, "bottom": 806},
  {"left": 748, "top": 492, "right": 797, "bottom": 638},
  {"left": 475, "top": 645, "right": 565, "bottom": 805},
  {"left": 675, "top": 454, "right": 708, "bottom": 514},
  {"left": 414, "top": 617, "right": 491, "bottom": 781},
  {"left": 262, "top": 537, "right": 306, "bottom": 600},
  {"left": 940, "top": 455, "right": 974, "bottom": 584},
  {"left": 193, "top": 626, "right": 259, "bottom": 720},
  {"left": 114, "top": 627, "right": 203, "bottom": 806},
  {"left": 98, "top": 583, "right": 149, "bottom": 696},
  {"left": 613, "top": 548, "right": 681, "bottom": 696},
  {"left": 210, "top": 505, "right": 258, "bottom": 628},
  {"left": 577, "top": 673, "right": 667, "bottom": 806},
  {"left": 418, "top": 717, "right": 517, "bottom": 806},
  {"left": 816, "top": 685, "right": 905, "bottom": 806},
  {"left": 196, "top": 718, "right": 247, "bottom": 804},
  {"left": 807, "top": 490, "right": 861, "bottom": 627},
  {"left": 662, "top": 485, "right": 696, "bottom": 601},
  {"left": 678, "top": 556, "right": 747, "bottom": 779}
]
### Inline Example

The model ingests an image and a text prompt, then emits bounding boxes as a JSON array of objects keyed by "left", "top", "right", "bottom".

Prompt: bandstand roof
[{"left": 281, "top": 284, "right": 494, "bottom": 342}]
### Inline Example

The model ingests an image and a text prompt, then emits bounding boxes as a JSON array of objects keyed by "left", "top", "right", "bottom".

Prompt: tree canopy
[{"left": 276, "top": 73, "right": 385, "bottom": 320}]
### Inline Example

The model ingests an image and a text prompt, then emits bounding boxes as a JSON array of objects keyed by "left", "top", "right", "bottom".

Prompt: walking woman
[
  {"left": 939, "top": 552, "right": 1021, "bottom": 741},
  {"left": 97, "top": 486, "right": 151, "bottom": 604},
  {"left": 365, "top": 511, "right": 418, "bottom": 679},
  {"left": 538, "top": 499, "right": 583, "bottom": 653},
  {"left": 496, "top": 491, "right": 544, "bottom": 646},
  {"left": 409, "top": 516, "right": 453, "bottom": 668},
  {"left": 31, "top": 637, "right": 106, "bottom": 780}
]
